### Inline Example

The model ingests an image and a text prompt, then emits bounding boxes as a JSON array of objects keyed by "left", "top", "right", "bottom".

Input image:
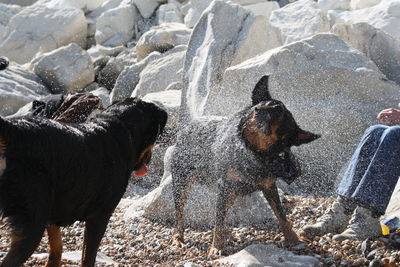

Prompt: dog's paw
[
  {"left": 283, "top": 235, "right": 301, "bottom": 247},
  {"left": 208, "top": 246, "right": 223, "bottom": 257},
  {"left": 171, "top": 233, "right": 185, "bottom": 247}
]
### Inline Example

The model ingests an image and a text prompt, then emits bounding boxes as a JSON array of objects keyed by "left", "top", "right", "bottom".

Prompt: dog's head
[
  {"left": 242, "top": 75, "right": 320, "bottom": 184},
  {"left": 99, "top": 98, "right": 168, "bottom": 177}
]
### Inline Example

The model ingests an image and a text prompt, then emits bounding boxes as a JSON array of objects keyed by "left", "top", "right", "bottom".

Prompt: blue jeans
[{"left": 337, "top": 125, "right": 400, "bottom": 215}]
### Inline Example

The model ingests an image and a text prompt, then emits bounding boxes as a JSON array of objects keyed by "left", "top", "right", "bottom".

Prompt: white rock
[
  {"left": 43, "top": 0, "right": 108, "bottom": 12},
  {"left": 143, "top": 90, "right": 181, "bottom": 129},
  {"left": 132, "top": 47, "right": 185, "bottom": 97},
  {"left": 87, "top": 44, "right": 125, "bottom": 67},
  {"left": 32, "top": 43, "right": 94, "bottom": 94},
  {"left": 269, "top": 0, "right": 330, "bottom": 45},
  {"left": 181, "top": 0, "right": 269, "bottom": 123},
  {"left": 243, "top": 1, "right": 279, "bottom": 17},
  {"left": 125, "top": 174, "right": 278, "bottom": 227},
  {"left": 211, "top": 33, "right": 400, "bottom": 193},
  {"left": 327, "top": 0, "right": 400, "bottom": 42},
  {"left": 95, "top": 3, "right": 138, "bottom": 47},
  {"left": 132, "top": 0, "right": 159, "bottom": 18},
  {"left": 136, "top": 23, "right": 191, "bottom": 60},
  {"left": 0, "top": 0, "right": 37, "bottom": 6},
  {"left": 32, "top": 251, "right": 118, "bottom": 265},
  {"left": 0, "top": 63, "right": 48, "bottom": 116},
  {"left": 318, "top": 0, "right": 350, "bottom": 12},
  {"left": 0, "top": 4, "right": 87, "bottom": 64},
  {"left": 216, "top": 244, "right": 319, "bottom": 267},
  {"left": 231, "top": 0, "right": 268, "bottom": 5},
  {"left": 333, "top": 22, "right": 400, "bottom": 85},
  {"left": 0, "top": 3, "right": 22, "bottom": 27},
  {"left": 183, "top": 0, "right": 212, "bottom": 28},
  {"left": 350, "top": 0, "right": 381, "bottom": 10},
  {"left": 157, "top": 2, "right": 183, "bottom": 24}
]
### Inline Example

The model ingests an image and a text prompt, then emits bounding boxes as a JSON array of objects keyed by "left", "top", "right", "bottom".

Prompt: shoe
[
  {"left": 332, "top": 206, "right": 382, "bottom": 241},
  {"left": 301, "top": 200, "right": 351, "bottom": 238}
]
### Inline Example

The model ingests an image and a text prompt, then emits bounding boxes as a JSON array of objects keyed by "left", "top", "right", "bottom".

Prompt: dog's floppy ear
[
  {"left": 252, "top": 75, "right": 272, "bottom": 105},
  {"left": 292, "top": 129, "right": 321, "bottom": 146}
]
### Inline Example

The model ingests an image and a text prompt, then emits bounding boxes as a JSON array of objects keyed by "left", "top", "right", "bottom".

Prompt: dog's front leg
[
  {"left": 45, "top": 225, "right": 62, "bottom": 267},
  {"left": 262, "top": 183, "right": 299, "bottom": 246},
  {"left": 81, "top": 218, "right": 109, "bottom": 267},
  {"left": 209, "top": 187, "right": 236, "bottom": 256}
]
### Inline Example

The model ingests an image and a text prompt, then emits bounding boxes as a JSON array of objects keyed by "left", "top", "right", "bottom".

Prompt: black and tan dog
[
  {"left": 0, "top": 98, "right": 167, "bottom": 267},
  {"left": 171, "top": 76, "right": 320, "bottom": 255}
]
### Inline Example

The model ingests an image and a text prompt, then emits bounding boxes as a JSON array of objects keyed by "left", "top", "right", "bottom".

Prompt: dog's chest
[{"left": 0, "top": 137, "right": 6, "bottom": 176}]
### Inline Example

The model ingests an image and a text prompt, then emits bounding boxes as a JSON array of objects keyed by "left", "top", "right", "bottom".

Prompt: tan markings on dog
[
  {"left": 243, "top": 113, "right": 279, "bottom": 151},
  {"left": 227, "top": 168, "right": 246, "bottom": 182},
  {"left": 46, "top": 225, "right": 62, "bottom": 267},
  {"left": 139, "top": 144, "right": 154, "bottom": 161},
  {"left": 0, "top": 137, "right": 6, "bottom": 176},
  {"left": 258, "top": 178, "right": 277, "bottom": 190}
]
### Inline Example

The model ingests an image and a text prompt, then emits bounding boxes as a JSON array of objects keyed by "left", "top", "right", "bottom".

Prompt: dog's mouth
[
  {"left": 134, "top": 163, "right": 148, "bottom": 176},
  {"left": 270, "top": 156, "right": 301, "bottom": 184}
]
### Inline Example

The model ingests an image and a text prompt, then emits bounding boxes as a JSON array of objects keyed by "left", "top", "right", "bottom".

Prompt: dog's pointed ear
[
  {"left": 252, "top": 75, "right": 272, "bottom": 105},
  {"left": 293, "top": 129, "right": 321, "bottom": 146}
]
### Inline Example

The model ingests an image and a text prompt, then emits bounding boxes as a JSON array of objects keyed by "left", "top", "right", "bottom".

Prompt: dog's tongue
[{"left": 134, "top": 164, "right": 148, "bottom": 176}]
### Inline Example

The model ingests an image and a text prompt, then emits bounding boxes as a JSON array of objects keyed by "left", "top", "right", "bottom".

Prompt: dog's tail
[{"left": 0, "top": 57, "right": 9, "bottom": 71}]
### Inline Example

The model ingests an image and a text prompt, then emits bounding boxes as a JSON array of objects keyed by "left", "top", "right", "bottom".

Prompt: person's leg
[
  {"left": 333, "top": 126, "right": 400, "bottom": 241},
  {"left": 337, "top": 125, "right": 388, "bottom": 200},
  {"left": 351, "top": 126, "right": 400, "bottom": 215},
  {"left": 302, "top": 125, "right": 387, "bottom": 238}
]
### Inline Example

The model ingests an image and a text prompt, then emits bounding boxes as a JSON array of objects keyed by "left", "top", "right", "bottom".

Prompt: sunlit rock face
[
  {"left": 180, "top": 0, "right": 269, "bottom": 123},
  {"left": 333, "top": 22, "right": 400, "bottom": 85},
  {"left": 135, "top": 23, "right": 191, "bottom": 61},
  {"left": 327, "top": 0, "right": 400, "bottom": 42},
  {"left": 0, "top": 62, "right": 49, "bottom": 116},
  {"left": 207, "top": 33, "right": 400, "bottom": 194},
  {"left": 0, "top": 4, "right": 87, "bottom": 64},
  {"left": 269, "top": 0, "right": 330, "bottom": 45},
  {"left": 32, "top": 43, "right": 95, "bottom": 94}
]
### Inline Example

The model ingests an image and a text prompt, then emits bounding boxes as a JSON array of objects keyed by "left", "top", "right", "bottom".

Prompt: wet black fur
[
  {"left": 0, "top": 98, "right": 167, "bottom": 266},
  {"left": 172, "top": 75, "right": 320, "bottom": 250}
]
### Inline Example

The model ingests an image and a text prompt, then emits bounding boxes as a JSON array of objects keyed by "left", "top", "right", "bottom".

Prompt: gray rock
[
  {"left": 0, "top": 4, "right": 87, "bottom": 64},
  {"left": 0, "top": 62, "right": 48, "bottom": 116},
  {"left": 180, "top": 0, "right": 269, "bottom": 123},
  {"left": 87, "top": 44, "right": 125, "bottom": 68},
  {"left": 0, "top": 3, "right": 22, "bottom": 27},
  {"left": 95, "top": 2, "right": 138, "bottom": 47},
  {"left": 216, "top": 243, "right": 320, "bottom": 266},
  {"left": 332, "top": 22, "right": 400, "bottom": 84},
  {"left": 0, "top": 0, "right": 37, "bottom": 6},
  {"left": 157, "top": 2, "right": 183, "bottom": 24},
  {"left": 32, "top": 43, "right": 94, "bottom": 94},
  {"left": 135, "top": 22, "right": 191, "bottom": 60},
  {"left": 32, "top": 251, "right": 118, "bottom": 265},
  {"left": 132, "top": 0, "right": 160, "bottom": 19},
  {"left": 132, "top": 46, "right": 185, "bottom": 97}
]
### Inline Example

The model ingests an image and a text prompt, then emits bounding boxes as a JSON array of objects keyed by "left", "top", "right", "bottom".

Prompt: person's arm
[{"left": 377, "top": 103, "right": 400, "bottom": 126}]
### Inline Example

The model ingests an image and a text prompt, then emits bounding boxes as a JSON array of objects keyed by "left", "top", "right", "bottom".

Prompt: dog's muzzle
[{"left": 271, "top": 154, "right": 301, "bottom": 185}]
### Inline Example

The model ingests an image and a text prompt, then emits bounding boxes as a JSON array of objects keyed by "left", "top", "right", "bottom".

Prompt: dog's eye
[{"left": 278, "top": 152, "right": 285, "bottom": 159}]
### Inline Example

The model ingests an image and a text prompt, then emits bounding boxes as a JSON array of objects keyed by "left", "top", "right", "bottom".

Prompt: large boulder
[
  {"left": 269, "top": 0, "right": 330, "bottom": 45},
  {"left": 180, "top": 0, "right": 269, "bottom": 123},
  {"left": 32, "top": 43, "right": 94, "bottom": 94},
  {"left": 0, "top": 63, "right": 49, "bottom": 116},
  {"left": 132, "top": 46, "right": 185, "bottom": 97},
  {"left": 243, "top": 1, "right": 279, "bottom": 17},
  {"left": 216, "top": 244, "right": 319, "bottom": 267},
  {"left": 317, "top": 0, "right": 350, "bottom": 12},
  {"left": 157, "top": 1, "right": 183, "bottom": 24},
  {"left": 333, "top": 22, "right": 400, "bottom": 85},
  {"left": 0, "top": 4, "right": 87, "bottom": 64},
  {"left": 207, "top": 33, "right": 400, "bottom": 194},
  {"left": 0, "top": 0, "right": 37, "bottom": 6},
  {"left": 183, "top": 0, "right": 212, "bottom": 28},
  {"left": 0, "top": 3, "right": 22, "bottom": 27},
  {"left": 95, "top": 2, "right": 138, "bottom": 47},
  {"left": 350, "top": 0, "right": 381, "bottom": 10},
  {"left": 135, "top": 23, "right": 191, "bottom": 61},
  {"left": 43, "top": 0, "right": 109, "bottom": 12},
  {"left": 327, "top": 0, "right": 400, "bottom": 42}
]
